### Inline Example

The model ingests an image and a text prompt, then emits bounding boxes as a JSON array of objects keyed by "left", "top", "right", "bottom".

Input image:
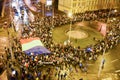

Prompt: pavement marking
[
  {"left": 115, "top": 70, "right": 120, "bottom": 73},
  {"left": 111, "top": 59, "right": 119, "bottom": 63},
  {"left": 102, "top": 77, "right": 112, "bottom": 80}
]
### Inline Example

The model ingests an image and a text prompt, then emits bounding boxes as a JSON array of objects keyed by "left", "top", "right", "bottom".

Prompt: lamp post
[
  {"left": 98, "top": 46, "right": 106, "bottom": 78},
  {"left": 52, "top": 0, "right": 55, "bottom": 28},
  {"left": 68, "top": 12, "right": 73, "bottom": 42},
  {"left": 52, "top": 0, "right": 55, "bottom": 17},
  {"left": 107, "top": 1, "right": 115, "bottom": 24}
]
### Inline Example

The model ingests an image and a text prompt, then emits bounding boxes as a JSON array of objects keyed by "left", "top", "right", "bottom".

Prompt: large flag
[{"left": 20, "top": 37, "right": 50, "bottom": 55}]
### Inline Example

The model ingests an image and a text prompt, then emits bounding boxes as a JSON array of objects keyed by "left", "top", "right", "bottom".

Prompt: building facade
[
  {"left": 0, "top": 0, "right": 4, "bottom": 17},
  {"left": 58, "top": 0, "right": 120, "bottom": 14},
  {"left": 40, "top": 0, "right": 54, "bottom": 16}
]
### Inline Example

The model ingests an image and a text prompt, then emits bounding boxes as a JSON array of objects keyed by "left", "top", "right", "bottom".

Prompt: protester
[{"left": 5, "top": 8, "right": 120, "bottom": 79}]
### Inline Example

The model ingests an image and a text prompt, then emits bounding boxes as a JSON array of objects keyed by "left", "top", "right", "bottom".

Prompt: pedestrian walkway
[{"left": 0, "top": 70, "right": 8, "bottom": 80}]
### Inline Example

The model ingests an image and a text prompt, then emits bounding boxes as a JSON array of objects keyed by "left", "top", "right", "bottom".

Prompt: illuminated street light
[
  {"left": 113, "top": 18, "right": 116, "bottom": 21},
  {"left": 68, "top": 12, "right": 73, "bottom": 43},
  {"left": 114, "top": 9, "right": 117, "bottom": 12},
  {"left": 68, "top": 12, "right": 72, "bottom": 18}
]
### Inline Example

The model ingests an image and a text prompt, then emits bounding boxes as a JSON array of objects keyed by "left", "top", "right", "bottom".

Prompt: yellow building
[{"left": 58, "top": 0, "right": 120, "bottom": 14}]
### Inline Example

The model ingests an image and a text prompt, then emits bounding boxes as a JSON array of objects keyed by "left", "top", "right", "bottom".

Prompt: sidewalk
[{"left": 0, "top": 70, "right": 8, "bottom": 80}]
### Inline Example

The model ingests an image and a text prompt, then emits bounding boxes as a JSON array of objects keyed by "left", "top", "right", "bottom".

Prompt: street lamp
[
  {"left": 68, "top": 12, "right": 73, "bottom": 43},
  {"left": 113, "top": 18, "right": 116, "bottom": 21},
  {"left": 98, "top": 46, "right": 106, "bottom": 78},
  {"left": 52, "top": 0, "right": 55, "bottom": 28},
  {"left": 114, "top": 9, "right": 117, "bottom": 13}
]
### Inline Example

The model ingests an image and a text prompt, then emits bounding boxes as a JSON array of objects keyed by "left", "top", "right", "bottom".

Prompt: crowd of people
[{"left": 5, "top": 8, "right": 120, "bottom": 80}]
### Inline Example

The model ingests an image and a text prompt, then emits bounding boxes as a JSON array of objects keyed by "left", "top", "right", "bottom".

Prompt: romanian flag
[{"left": 20, "top": 37, "right": 50, "bottom": 55}]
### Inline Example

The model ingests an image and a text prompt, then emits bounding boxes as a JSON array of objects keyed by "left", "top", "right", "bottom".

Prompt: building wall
[
  {"left": 58, "top": 0, "right": 72, "bottom": 13},
  {"left": 0, "top": 0, "right": 4, "bottom": 16},
  {"left": 58, "top": 0, "right": 120, "bottom": 14}
]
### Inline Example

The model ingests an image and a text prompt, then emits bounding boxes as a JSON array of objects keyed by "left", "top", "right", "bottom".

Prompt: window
[{"left": 73, "top": 3, "right": 76, "bottom": 7}]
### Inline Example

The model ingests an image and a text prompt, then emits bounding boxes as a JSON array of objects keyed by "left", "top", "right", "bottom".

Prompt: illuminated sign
[{"left": 46, "top": 0, "right": 52, "bottom": 6}]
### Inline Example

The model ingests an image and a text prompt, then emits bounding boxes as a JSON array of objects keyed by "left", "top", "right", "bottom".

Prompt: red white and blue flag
[{"left": 20, "top": 37, "right": 50, "bottom": 55}]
